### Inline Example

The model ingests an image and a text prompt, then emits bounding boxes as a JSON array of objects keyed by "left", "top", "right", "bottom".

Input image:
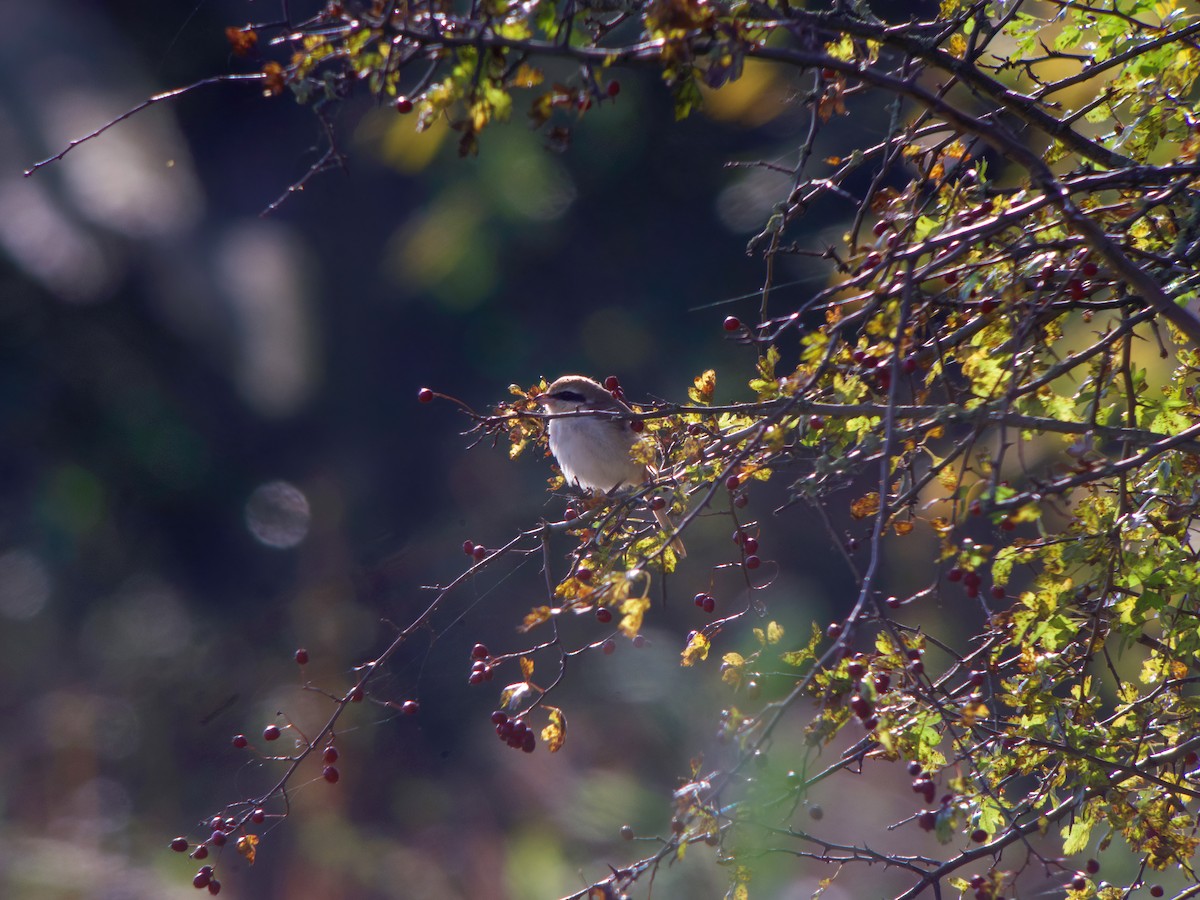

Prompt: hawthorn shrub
[{"left": 35, "top": 0, "right": 1200, "bottom": 897}]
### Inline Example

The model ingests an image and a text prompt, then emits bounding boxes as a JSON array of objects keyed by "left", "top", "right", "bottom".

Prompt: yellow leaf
[
  {"left": 518, "top": 605, "right": 553, "bottom": 632},
  {"left": 237, "top": 834, "right": 259, "bottom": 864},
  {"left": 681, "top": 631, "right": 711, "bottom": 666},
  {"left": 766, "top": 621, "right": 784, "bottom": 644},
  {"left": 520, "top": 656, "right": 535, "bottom": 681},
  {"left": 721, "top": 652, "right": 745, "bottom": 686},
  {"left": 541, "top": 706, "right": 566, "bottom": 752},
  {"left": 619, "top": 595, "right": 651, "bottom": 639},
  {"left": 689, "top": 369, "right": 717, "bottom": 404}
]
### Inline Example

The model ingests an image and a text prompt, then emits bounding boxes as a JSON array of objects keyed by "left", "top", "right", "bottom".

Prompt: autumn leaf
[
  {"left": 850, "top": 492, "right": 880, "bottom": 519},
  {"left": 237, "top": 833, "right": 259, "bottom": 864},
  {"left": 681, "top": 631, "right": 711, "bottom": 666},
  {"left": 541, "top": 706, "right": 566, "bottom": 752}
]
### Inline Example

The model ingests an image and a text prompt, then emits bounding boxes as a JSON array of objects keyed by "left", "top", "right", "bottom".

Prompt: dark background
[{"left": 0, "top": 2, "right": 964, "bottom": 898}]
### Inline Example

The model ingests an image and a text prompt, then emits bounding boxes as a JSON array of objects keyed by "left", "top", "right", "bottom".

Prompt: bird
[{"left": 536, "top": 375, "right": 686, "bottom": 557}]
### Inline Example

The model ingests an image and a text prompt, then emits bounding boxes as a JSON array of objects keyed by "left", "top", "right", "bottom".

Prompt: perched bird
[{"left": 536, "top": 375, "right": 686, "bottom": 557}]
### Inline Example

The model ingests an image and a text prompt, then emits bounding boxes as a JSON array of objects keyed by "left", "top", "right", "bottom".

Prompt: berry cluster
[
  {"left": 492, "top": 711, "right": 536, "bottom": 753},
  {"left": 732, "top": 527, "right": 761, "bottom": 570},
  {"left": 468, "top": 642, "right": 494, "bottom": 685}
]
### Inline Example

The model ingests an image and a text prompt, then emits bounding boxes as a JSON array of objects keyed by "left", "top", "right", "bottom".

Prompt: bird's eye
[{"left": 554, "top": 390, "right": 587, "bottom": 402}]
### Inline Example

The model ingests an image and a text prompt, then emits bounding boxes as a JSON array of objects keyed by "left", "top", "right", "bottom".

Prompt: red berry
[
  {"left": 210, "top": 830, "right": 226, "bottom": 847},
  {"left": 232, "top": 734, "right": 248, "bottom": 749},
  {"left": 462, "top": 540, "right": 475, "bottom": 555},
  {"left": 1069, "top": 279, "right": 1086, "bottom": 301},
  {"left": 827, "top": 622, "right": 843, "bottom": 639},
  {"left": 596, "top": 607, "right": 613, "bottom": 623},
  {"left": 472, "top": 544, "right": 487, "bottom": 561},
  {"left": 865, "top": 252, "right": 881, "bottom": 268},
  {"left": 649, "top": 495, "right": 666, "bottom": 511},
  {"left": 969, "top": 670, "right": 985, "bottom": 688},
  {"left": 471, "top": 642, "right": 489, "bottom": 659},
  {"left": 563, "top": 507, "right": 579, "bottom": 520},
  {"left": 1001, "top": 518, "right": 1016, "bottom": 531},
  {"left": 742, "top": 537, "right": 759, "bottom": 555},
  {"left": 191, "top": 845, "right": 209, "bottom": 860},
  {"left": 917, "top": 810, "right": 936, "bottom": 831},
  {"left": 323, "top": 765, "right": 340, "bottom": 783},
  {"left": 294, "top": 648, "right": 309, "bottom": 665},
  {"left": 491, "top": 711, "right": 508, "bottom": 725},
  {"left": 401, "top": 700, "right": 419, "bottom": 716},
  {"left": 847, "top": 659, "right": 865, "bottom": 679},
  {"left": 809, "top": 415, "right": 825, "bottom": 430},
  {"left": 194, "top": 871, "right": 212, "bottom": 889},
  {"left": 850, "top": 694, "right": 872, "bottom": 718},
  {"left": 1085, "top": 859, "right": 1099, "bottom": 874},
  {"left": 171, "top": 837, "right": 189, "bottom": 853},
  {"left": 620, "top": 824, "right": 634, "bottom": 839},
  {"left": 980, "top": 297, "right": 997, "bottom": 313},
  {"left": 991, "top": 585, "right": 1005, "bottom": 600},
  {"left": 733, "top": 494, "right": 748, "bottom": 508},
  {"left": 468, "top": 671, "right": 484, "bottom": 685},
  {"left": 725, "top": 474, "right": 740, "bottom": 490},
  {"left": 629, "top": 419, "right": 644, "bottom": 433},
  {"left": 886, "top": 595, "right": 901, "bottom": 609},
  {"left": 910, "top": 660, "right": 925, "bottom": 674},
  {"left": 702, "top": 596, "right": 715, "bottom": 614},
  {"left": 606, "top": 80, "right": 621, "bottom": 97},
  {"left": 604, "top": 375, "right": 620, "bottom": 391},
  {"left": 521, "top": 731, "right": 536, "bottom": 753},
  {"left": 873, "top": 221, "right": 889, "bottom": 237},
  {"left": 744, "top": 554, "right": 761, "bottom": 570},
  {"left": 576, "top": 567, "right": 592, "bottom": 583},
  {"left": 395, "top": 97, "right": 414, "bottom": 114},
  {"left": 207, "top": 881, "right": 221, "bottom": 896},
  {"left": 972, "top": 829, "right": 987, "bottom": 843},
  {"left": 1082, "top": 261, "right": 1099, "bottom": 278},
  {"left": 416, "top": 386, "right": 433, "bottom": 402},
  {"left": 821, "top": 67, "right": 835, "bottom": 78},
  {"left": 1070, "top": 874, "right": 1086, "bottom": 891},
  {"left": 944, "top": 271, "right": 957, "bottom": 285},
  {"left": 907, "top": 761, "right": 922, "bottom": 776},
  {"left": 969, "top": 500, "right": 982, "bottom": 516},
  {"left": 349, "top": 686, "right": 364, "bottom": 702},
  {"left": 874, "top": 672, "right": 890, "bottom": 692},
  {"left": 263, "top": 725, "right": 281, "bottom": 741},
  {"left": 947, "top": 567, "right": 963, "bottom": 582},
  {"left": 602, "top": 639, "right": 616, "bottom": 655},
  {"left": 723, "top": 315, "right": 741, "bottom": 332},
  {"left": 632, "top": 634, "right": 646, "bottom": 648},
  {"left": 1150, "top": 887, "right": 1164, "bottom": 898},
  {"left": 903, "top": 355, "right": 917, "bottom": 374},
  {"left": 251, "top": 808, "right": 265, "bottom": 824}
]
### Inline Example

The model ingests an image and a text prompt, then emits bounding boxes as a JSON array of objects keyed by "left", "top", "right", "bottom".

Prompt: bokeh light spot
[
  {"left": 0, "top": 549, "right": 51, "bottom": 620},
  {"left": 245, "top": 480, "right": 311, "bottom": 549}
]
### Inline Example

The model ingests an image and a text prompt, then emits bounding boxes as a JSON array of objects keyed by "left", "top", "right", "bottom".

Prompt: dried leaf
[
  {"left": 237, "top": 834, "right": 259, "bottom": 864},
  {"left": 850, "top": 492, "right": 880, "bottom": 519}
]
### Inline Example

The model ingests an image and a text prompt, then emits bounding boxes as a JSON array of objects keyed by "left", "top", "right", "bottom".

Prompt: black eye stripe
[{"left": 553, "top": 390, "right": 588, "bottom": 402}]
